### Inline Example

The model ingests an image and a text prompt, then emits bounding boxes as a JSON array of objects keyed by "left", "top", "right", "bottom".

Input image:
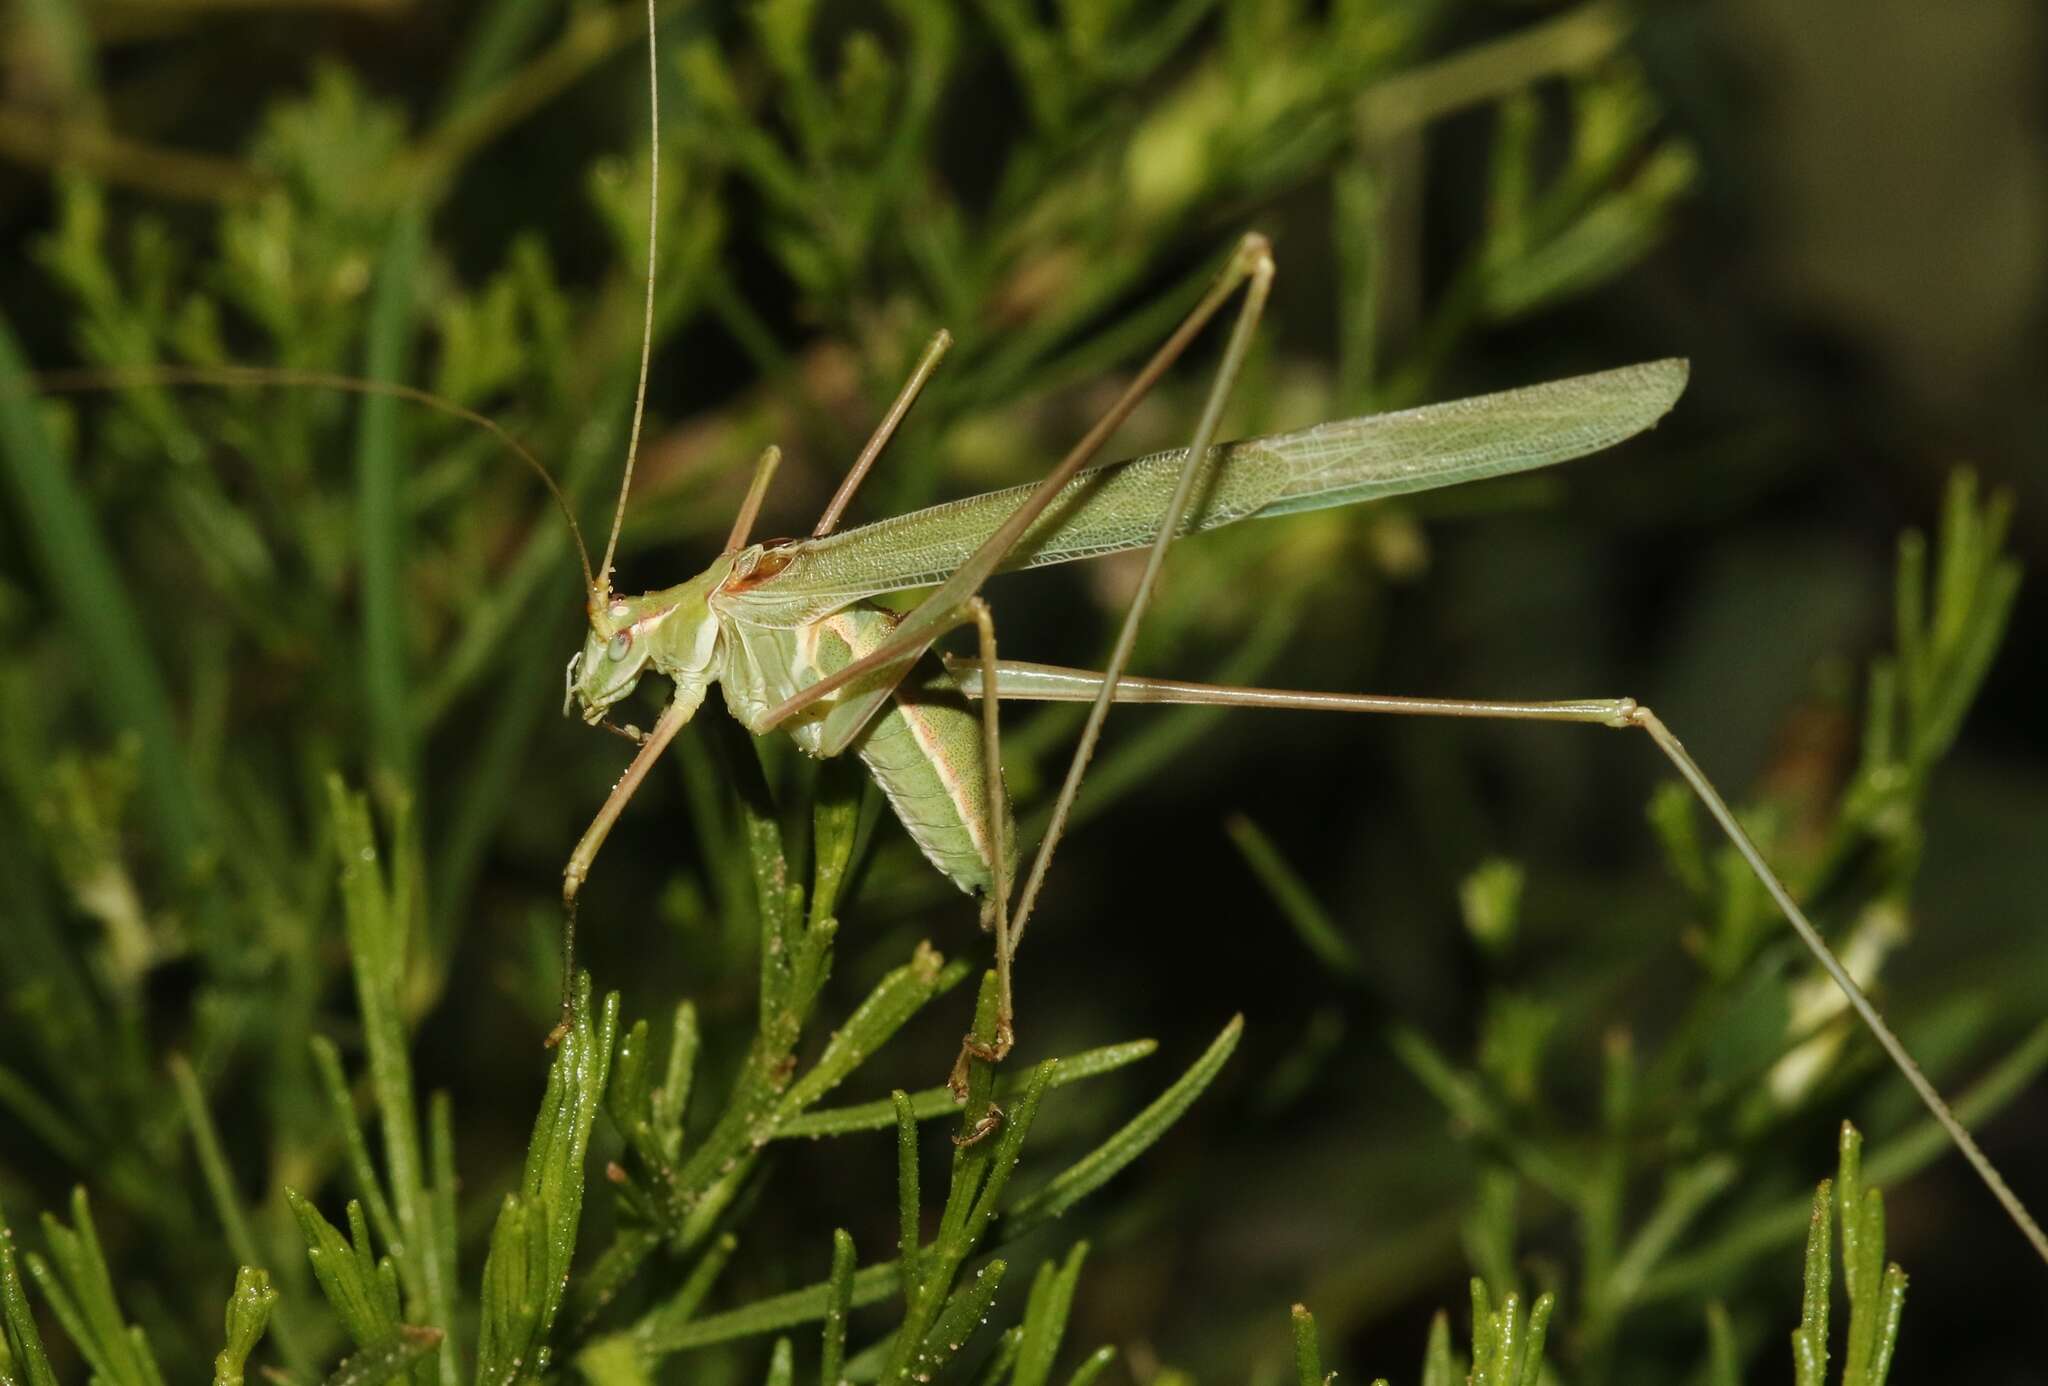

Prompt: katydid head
[{"left": 565, "top": 559, "right": 733, "bottom": 725}]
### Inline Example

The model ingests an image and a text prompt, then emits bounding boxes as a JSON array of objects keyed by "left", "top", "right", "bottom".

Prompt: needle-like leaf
[{"left": 1004, "top": 1016, "right": 1240, "bottom": 1235}]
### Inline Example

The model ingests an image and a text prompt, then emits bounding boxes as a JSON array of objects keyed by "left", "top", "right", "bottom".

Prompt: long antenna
[
  {"left": 23, "top": 365, "right": 595, "bottom": 593},
  {"left": 593, "top": 0, "right": 662, "bottom": 603}
]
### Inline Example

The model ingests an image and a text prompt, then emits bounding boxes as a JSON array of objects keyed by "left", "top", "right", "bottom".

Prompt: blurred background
[{"left": 2, "top": 0, "right": 2045, "bottom": 1381}]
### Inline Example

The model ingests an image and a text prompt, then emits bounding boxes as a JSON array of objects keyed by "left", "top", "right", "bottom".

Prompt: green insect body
[{"left": 568, "top": 545, "right": 1015, "bottom": 899}]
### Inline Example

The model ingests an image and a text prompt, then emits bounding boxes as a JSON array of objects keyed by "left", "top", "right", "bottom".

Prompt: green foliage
[
  {"left": 0, "top": 0, "right": 2035, "bottom": 1382},
  {"left": 474, "top": 972, "right": 616, "bottom": 1386},
  {"left": 1292, "top": 1123, "right": 1902, "bottom": 1385},
  {"left": 0, "top": 1200, "right": 61, "bottom": 1386},
  {"left": 570, "top": 965, "right": 1236, "bottom": 1374},
  {"left": 21, "top": 1191, "right": 166, "bottom": 1386},
  {"left": 1783, "top": 1125, "right": 1907, "bottom": 1386},
  {"left": 1, "top": 765, "right": 1235, "bottom": 1385},
  {"left": 1229, "top": 473, "right": 2025, "bottom": 1378},
  {"left": 212, "top": 1268, "right": 277, "bottom": 1386}
]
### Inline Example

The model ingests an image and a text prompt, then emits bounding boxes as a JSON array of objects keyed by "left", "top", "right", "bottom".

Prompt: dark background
[{"left": 2, "top": 1, "right": 2044, "bottom": 1381}]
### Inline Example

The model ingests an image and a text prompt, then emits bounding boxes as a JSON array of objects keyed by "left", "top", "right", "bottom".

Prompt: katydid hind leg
[
  {"left": 1006, "top": 235, "right": 1276, "bottom": 952},
  {"left": 950, "top": 657, "right": 2048, "bottom": 1266}
]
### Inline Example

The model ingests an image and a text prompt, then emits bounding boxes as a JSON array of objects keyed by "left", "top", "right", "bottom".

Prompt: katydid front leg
[
  {"left": 945, "top": 656, "right": 2048, "bottom": 1264},
  {"left": 550, "top": 693, "right": 694, "bottom": 1046},
  {"left": 552, "top": 442, "right": 788, "bottom": 1045}
]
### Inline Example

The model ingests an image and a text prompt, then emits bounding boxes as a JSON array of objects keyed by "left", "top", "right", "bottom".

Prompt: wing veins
[{"left": 725, "top": 359, "right": 1687, "bottom": 627}]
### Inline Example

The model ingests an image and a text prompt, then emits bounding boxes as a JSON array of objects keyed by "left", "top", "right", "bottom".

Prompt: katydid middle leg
[
  {"left": 960, "top": 234, "right": 1277, "bottom": 1101},
  {"left": 1003, "top": 241, "right": 1275, "bottom": 958},
  {"left": 752, "top": 233, "right": 1285, "bottom": 736},
  {"left": 948, "top": 595, "right": 1014, "bottom": 1139},
  {"left": 812, "top": 329, "right": 953, "bottom": 538},
  {"left": 751, "top": 236, "right": 1279, "bottom": 1088},
  {"left": 945, "top": 657, "right": 2048, "bottom": 1264},
  {"left": 723, "top": 445, "right": 785, "bottom": 555}
]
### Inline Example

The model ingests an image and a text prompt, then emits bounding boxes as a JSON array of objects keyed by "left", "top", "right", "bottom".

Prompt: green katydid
[
  {"left": 542, "top": 48, "right": 2047, "bottom": 1235},
  {"left": 542, "top": 224, "right": 2048, "bottom": 1261},
  {"left": 557, "top": 281, "right": 1681, "bottom": 1018}
]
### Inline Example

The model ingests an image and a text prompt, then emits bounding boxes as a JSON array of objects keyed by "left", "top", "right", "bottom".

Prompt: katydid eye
[{"left": 607, "top": 631, "right": 633, "bottom": 661}]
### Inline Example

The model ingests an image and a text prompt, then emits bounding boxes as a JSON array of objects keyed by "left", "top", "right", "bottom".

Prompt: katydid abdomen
[{"left": 719, "top": 599, "right": 1015, "bottom": 902}]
